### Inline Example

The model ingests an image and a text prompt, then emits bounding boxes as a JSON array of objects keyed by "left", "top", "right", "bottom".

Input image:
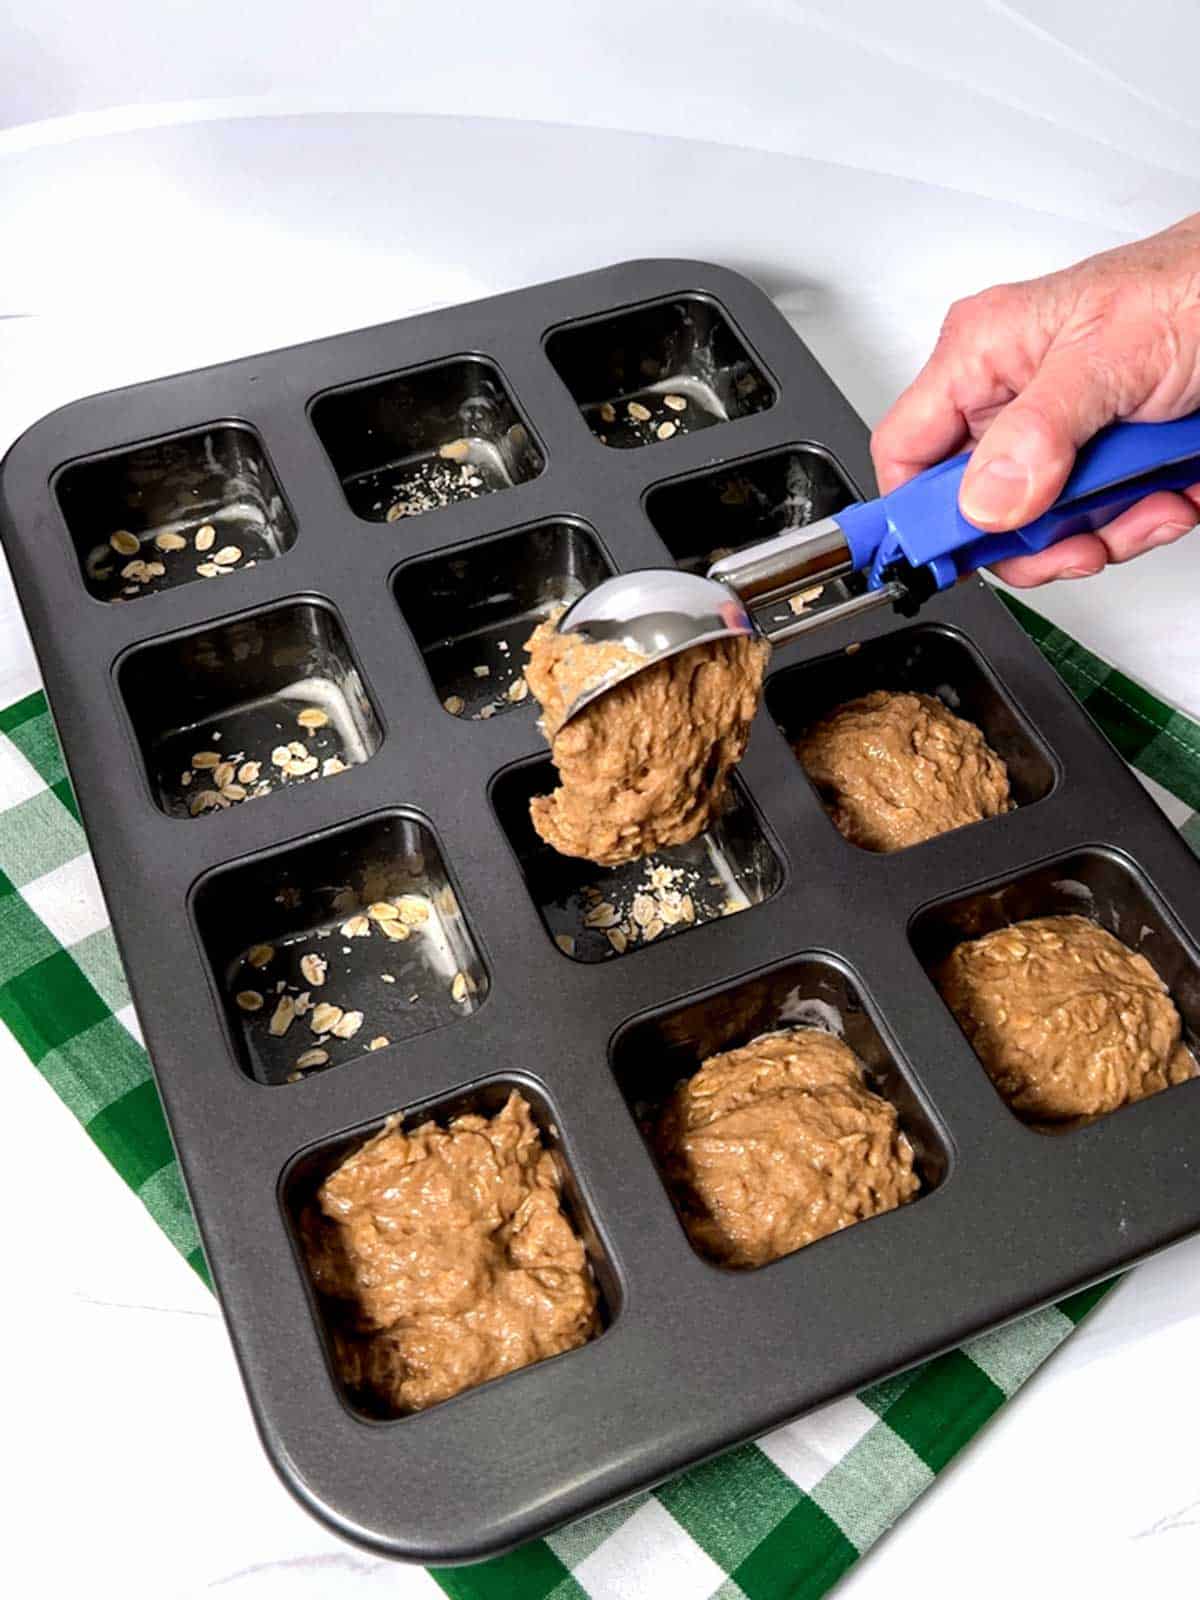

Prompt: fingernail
[
  {"left": 1060, "top": 566, "right": 1100, "bottom": 579},
  {"left": 960, "top": 456, "right": 1033, "bottom": 527},
  {"left": 1143, "top": 520, "right": 1198, "bottom": 550}
]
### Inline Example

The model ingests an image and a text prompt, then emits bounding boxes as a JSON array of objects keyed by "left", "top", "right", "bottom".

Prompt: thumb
[{"left": 959, "top": 349, "right": 1119, "bottom": 531}]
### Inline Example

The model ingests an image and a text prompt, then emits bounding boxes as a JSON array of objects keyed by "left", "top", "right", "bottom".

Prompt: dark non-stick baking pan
[{"left": 3, "top": 260, "right": 1199, "bottom": 1564}]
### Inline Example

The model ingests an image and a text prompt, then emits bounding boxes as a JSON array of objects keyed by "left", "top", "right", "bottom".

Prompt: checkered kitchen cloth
[{"left": 3, "top": 591, "right": 1199, "bottom": 1600}]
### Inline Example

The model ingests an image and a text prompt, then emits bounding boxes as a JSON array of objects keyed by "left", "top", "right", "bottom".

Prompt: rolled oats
[
  {"left": 311, "top": 1002, "right": 343, "bottom": 1035},
  {"left": 332, "top": 1009, "right": 363, "bottom": 1040},
  {"left": 269, "top": 995, "right": 296, "bottom": 1036},
  {"left": 300, "top": 952, "right": 327, "bottom": 988},
  {"left": 396, "top": 895, "right": 430, "bottom": 927}
]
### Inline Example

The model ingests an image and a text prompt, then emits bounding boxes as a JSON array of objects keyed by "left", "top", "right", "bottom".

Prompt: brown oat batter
[
  {"left": 796, "top": 689, "right": 1012, "bottom": 852},
  {"left": 524, "top": 613, "right": 768, "bottom": 867},
  {"left": 936, "top": 914, "right": 1194, "bottom": 1123},
  {"left": 300, "top": 1090, "right": 599, "bottom": 1413},
  {"left": 652, "top": 1027, "right": 920, "bottom": 1269}
]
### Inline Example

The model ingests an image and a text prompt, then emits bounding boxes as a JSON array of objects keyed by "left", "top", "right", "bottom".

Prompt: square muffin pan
[{"left": 3, "top": 259, "right": 1200, "bottom": 1565}]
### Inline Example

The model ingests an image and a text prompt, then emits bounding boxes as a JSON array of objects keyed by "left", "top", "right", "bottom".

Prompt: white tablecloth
[{"left": 3, "top": 6, "right": 1200, "bottom": 1595}]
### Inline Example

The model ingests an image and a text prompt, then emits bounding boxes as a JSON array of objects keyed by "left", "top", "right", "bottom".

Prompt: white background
[{"left": 2, "top": 4, "right": 1200, "bottom": 1595}]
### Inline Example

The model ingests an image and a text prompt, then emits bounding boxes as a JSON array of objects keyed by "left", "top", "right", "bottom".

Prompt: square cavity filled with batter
[
  {"left": 58, "top": 422, "right": 296, "bottom": 603},
  {"left": 611, "top": 956, "right": 945, "bottom": 1268},
  {"left": 118, "top": 599, "right": 381, "bottom": 818},
  {"left": 193, "top": 810, "right": 488, "bottom": 1085},
  {"left": 545, "top": 295, "right": 773, "bottom": 448},
  {"left": 491, "top": 755, "right": 783, "bottom": 962},
  {"left": 910, "top": 847, "right": 1200, "bottom": 1131},
  {"left": 394, "top": 519, "right": 614, "bottom": 720},
  {"left": 766, "top": 623, "right": 1056, "bottom": 851},
  {"left": 310, "top": 356, "right": 543, "bottom": 522},
  {"left": 282, "top": 1076, "right": 617, "bottom": 1416}
]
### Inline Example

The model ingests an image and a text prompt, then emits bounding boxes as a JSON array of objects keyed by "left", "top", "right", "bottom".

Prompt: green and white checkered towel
[{"left": 2, "top": 591, "right": 1198, "bottom": 1600}]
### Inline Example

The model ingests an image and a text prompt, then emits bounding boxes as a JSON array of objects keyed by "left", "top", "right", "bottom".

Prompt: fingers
[
  {"left": 871, "top": 362, "right": 970, "bottom": 494},
  {"left": 990, "top": 532, "right": 1108, "bottom": 587},
  {"left": 1088, "top": 486, "right": 1200, "bottom": 562},
  {"left": 989, "top": 485, "right": 1200, "bottom": 586},
  {"left": 958, "top": 345, "right": 1120, "bottom": 532},
  {"left": 872, "top": 284, "right": 1046, "bottom": 494}
]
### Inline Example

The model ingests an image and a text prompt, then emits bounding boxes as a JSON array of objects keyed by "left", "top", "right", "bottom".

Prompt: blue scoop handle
[{"left": 838, "top": 413, "right": 1200, "bottom": 592}]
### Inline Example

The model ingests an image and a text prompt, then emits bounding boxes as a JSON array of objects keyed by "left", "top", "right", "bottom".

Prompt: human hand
[{"left": 871, "top": 213, "right": 1200, "bottom": 586}]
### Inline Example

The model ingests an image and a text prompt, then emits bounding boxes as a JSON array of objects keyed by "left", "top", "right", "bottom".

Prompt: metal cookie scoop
[{"left": 556, "top": 412, "right": 1200, "bottom": 726}]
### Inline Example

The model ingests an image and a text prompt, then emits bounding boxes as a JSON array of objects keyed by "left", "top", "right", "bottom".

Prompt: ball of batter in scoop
[
  {"left": 935, "top": 914, "right": 1194, "bottom": 1123},
  {"left": 652, "top": 1027, "right": 920, "bottom": 1269},
  {"left": 524, "top": 614, "right": 768, "bottom": 867},
  {"left": 795, "top": 689, "right": 1012, "bottom": 852}
]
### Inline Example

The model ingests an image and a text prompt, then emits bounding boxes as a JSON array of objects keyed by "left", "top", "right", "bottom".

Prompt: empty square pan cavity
[
  {"left": 193, "top": 809, "right": 488, "bottom": 1085},
  {"left": 766, "top": 623, "right": 1057, "bottom": 847},
  {"left": 910, "top": 846, "right": 1200, "bottom": 1130},
  {"left": 644, "top": 443, "right": 858, "bottom": 577},
  {"left": 280, "top": 1073, "right": 619, "bottom": 1417},
  {"left": 491, "top": 755, "right": 783, "bottom": 962},
  {"left": 118, "top": 599, "right": 382, "bottom": 818},
  {"left": 57, "top": 422, "right": 296, "bottom": 603},
  {"left": 545, "top": 294, "right": 773, "bottom": 448},
  {"left": 610, "top": 955, "right": 948, "bottom": 1267},
  {"left": 394, "top": 519, "right": 614, "bottom": 720},
  {"left": 310, "top": 356, "right": 544, "bottom": 523}
]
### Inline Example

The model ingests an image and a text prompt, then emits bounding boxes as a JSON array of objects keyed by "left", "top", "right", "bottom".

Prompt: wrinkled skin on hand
[{"left": 872, "top": 211, "right": 1200, "bottom": 586}]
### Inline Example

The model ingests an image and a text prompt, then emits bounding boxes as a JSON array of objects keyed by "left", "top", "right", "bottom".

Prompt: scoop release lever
[
  {"left": 711, "top": 412, "right": 1200, "bottom": 636},
  {"left": 557, "top": 414, "right": 1200, "bottom": 722}
]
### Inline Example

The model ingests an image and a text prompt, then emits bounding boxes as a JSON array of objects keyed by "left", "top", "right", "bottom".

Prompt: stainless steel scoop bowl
[
  {"left": 554, "top": 568, "right": 755, "bottom": 719},
  {"left": 555, "top": 521, "right": 901, "bottom": 726}
]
